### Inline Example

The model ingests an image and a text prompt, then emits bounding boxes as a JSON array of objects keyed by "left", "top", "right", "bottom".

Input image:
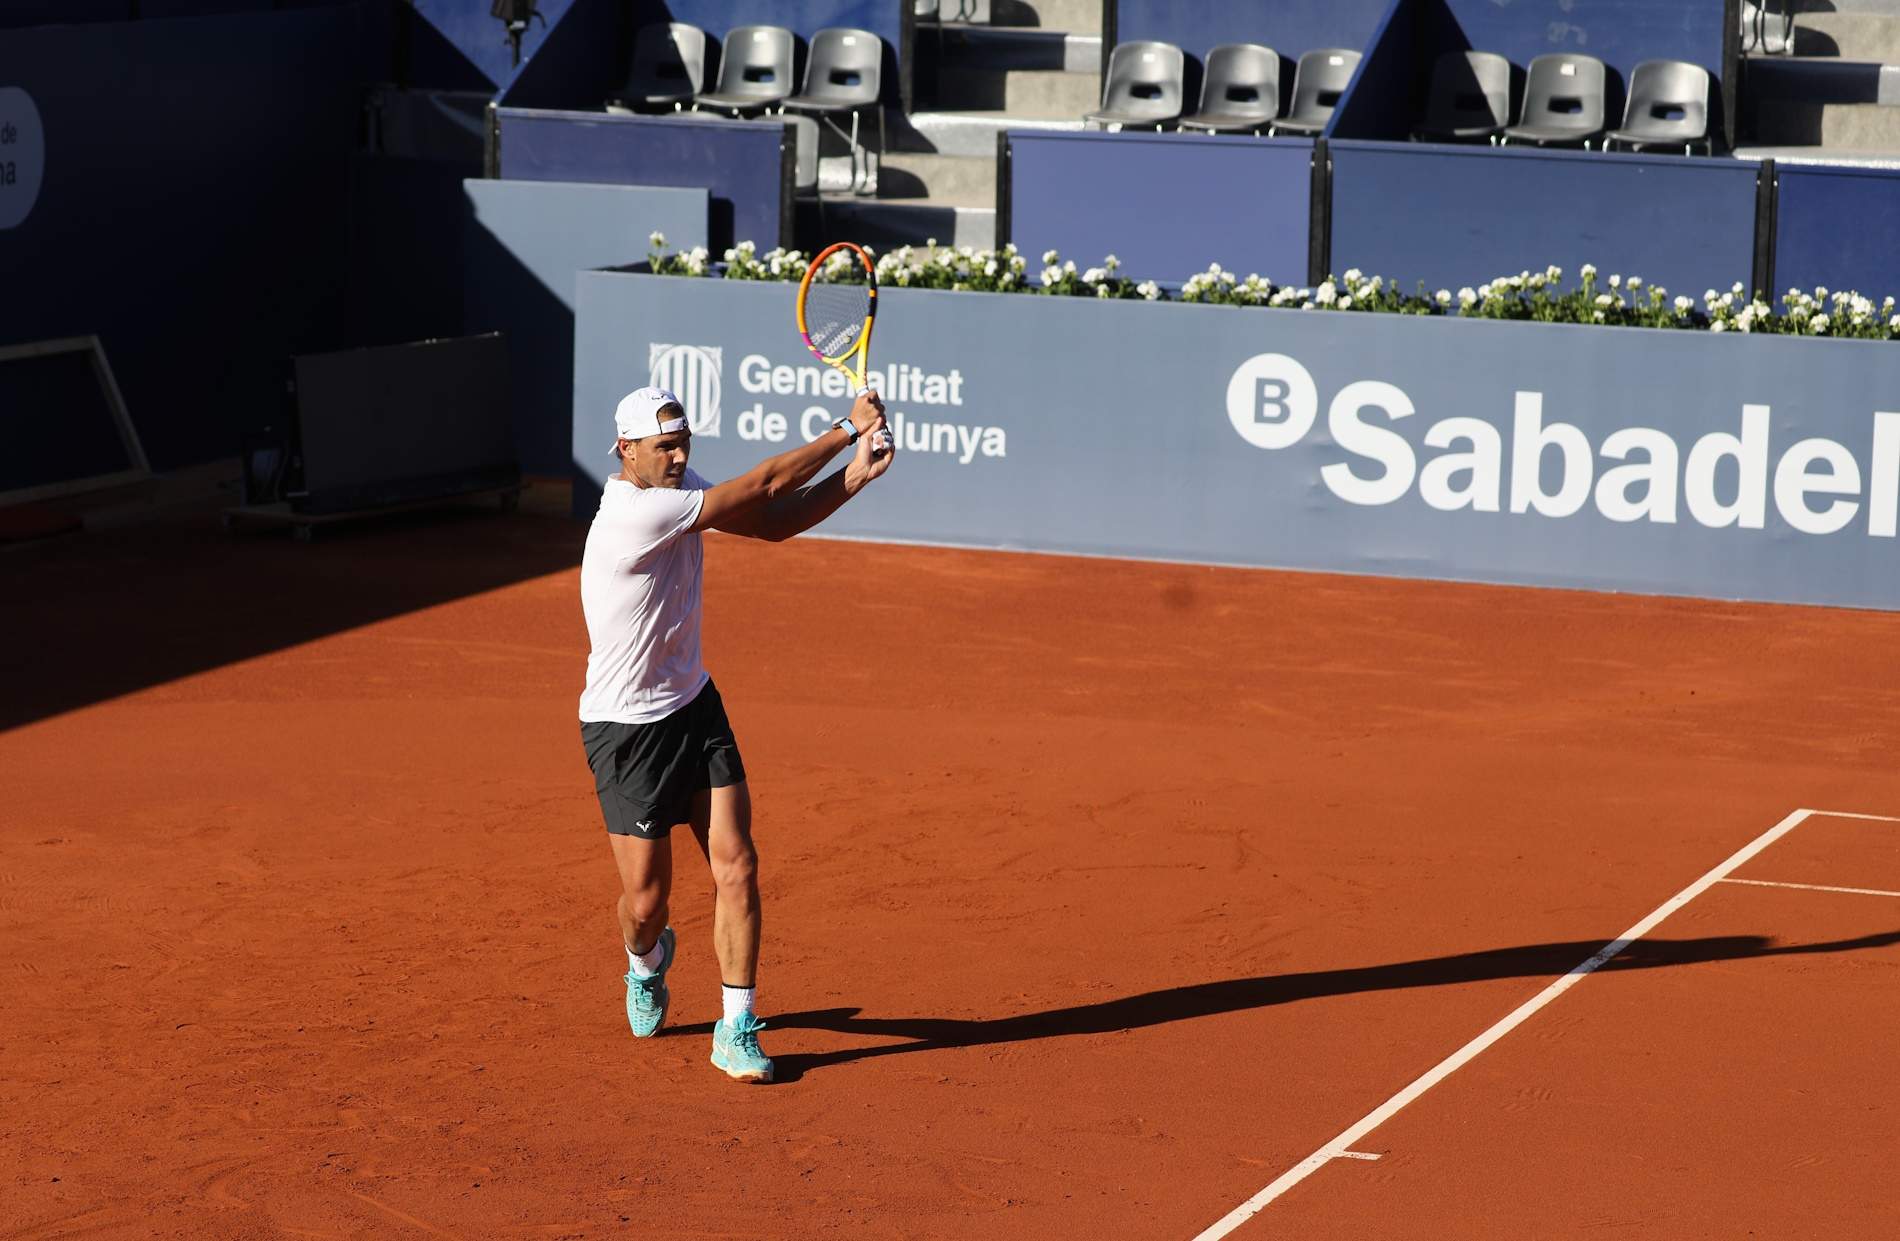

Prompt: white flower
[
  {"left": 1314, "top": 280, "right": 1337, "bottom": 305},
  {"left": 1731, "top": 281, "right": 1745, "bottom": 296},
  {"left": 1338, "top": 295, "right": 1354, "bottom": 310},
  {"left": 1095, "top": 284, "right": 1111, "bottom": 298},
  {"left": 1815, "top": 286, "right": 1828, "bottom": 299},
  {"left": 1041, "top": 249, "right": 1059, "bottom": 265},
  {"left": 1546, "top": 265, "right": 1564, "bottom": 282},
  {"left": 1301, "top": 301, "right": 1316, "bottom": 310},
  {"left": 1368, "top": 276, "right": 1384, "bottom": 293},
  {"left": 1064, "top": 260, "right": 1077, "bottom": 275},
  {"left": 1595, "top": 294, "right": 1613, "bottom": 308},
  {"left": 1674, "top": 296, "right": 1693, "bottom": 314},
  {"left": 1137, "top": 280, "right": 1161, "bottom": 301},
  {"left": 984, "top": 259, "right": 998, "bottom": 277},
  {"left": 1104, "top": 254, "right": 1121, "bottom": 271},
  {"left": 1528, "top": 273, "right": 1547, "bottom": 290},
  {"left": 1343, "top": 268, "right": 1364, "bottom": 285},
  {"left": 1435, "top": 289, "right": 1452, "bottom": 306},
  {"left": 1593, "top": 310, "right": 1606, "bottom": 322},
  {"left": 1082, "top": 267, "right": 1106, "bottom": 284},
  {"left": 1580, "top": 263, "right": 1597, "bottom": 280},
  {"left": 1812, "top": 314, "right": 1831, "bottom": 334},
  {"left": 1458, "top": 287, "right": 1478, "bottom": 307},
  {"left": 649, "top": 230, "right": 666, "bottom": 247},
  {"left": 1609, "top": 274, "right": 1622, "bottom": 289},
  {"left": 1890, "top": 313, "right": 1900, "bottom": 331},
  {"left": 1710, "top": 320, "right": 1727, "bottom": 333}
]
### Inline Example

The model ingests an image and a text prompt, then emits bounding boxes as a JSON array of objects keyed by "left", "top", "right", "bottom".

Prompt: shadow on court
[
  {"left": 0, "top": 498, "right": 582, "bottom": 733},
  {"left": 666, "top": 930, "right": 1900, "bottom": 1083}
]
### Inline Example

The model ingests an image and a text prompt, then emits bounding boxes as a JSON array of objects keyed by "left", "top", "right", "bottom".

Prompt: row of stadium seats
[
  {"left": 1086, "top": 41, "right": 1715, "bottom": 155},
  {"left": 607, "top": 22, "right": 886, "bottom": 191}
]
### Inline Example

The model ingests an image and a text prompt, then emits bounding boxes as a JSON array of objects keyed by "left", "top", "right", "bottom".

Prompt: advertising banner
[{"left": 575, "top": 271, "right": 1900, "bottom": 612}]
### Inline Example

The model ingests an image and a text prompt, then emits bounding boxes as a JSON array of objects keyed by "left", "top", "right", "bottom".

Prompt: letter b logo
[{"left": 1226, "top": 354, "right": 1318, "bottom": 450}]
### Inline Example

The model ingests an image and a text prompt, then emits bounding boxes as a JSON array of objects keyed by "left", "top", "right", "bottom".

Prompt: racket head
[{"left": 796, "top": 243, "right": 877, "bottom": 384}]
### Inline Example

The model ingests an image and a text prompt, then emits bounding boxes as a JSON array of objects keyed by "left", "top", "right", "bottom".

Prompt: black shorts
[{"left": 581, "top": 680, "right": 746, "bottom": 839}]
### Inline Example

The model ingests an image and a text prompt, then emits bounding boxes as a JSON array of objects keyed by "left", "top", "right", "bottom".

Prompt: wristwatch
[{"left": 833, "top": 418, "right": 861, "bottom": 444}]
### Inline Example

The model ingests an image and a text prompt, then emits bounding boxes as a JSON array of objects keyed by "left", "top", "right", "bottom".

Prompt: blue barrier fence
[
  {"left": 1329, "top": 141, "right": 1761, "bottom": 298},
  {"left": 576, "top": 272, "right": 1900, "bottom": 612},
  {"left": 1774, "top": 163, "right": 1900, "bottom": 305},
  {"left": 463, "top": 179, "right": 708, "bottom": 473},
  {"left": 1112, "top": 0, "right": 1395, "bottom": 65},
  {"left": 493, "top": 109, "right": 789, "bottom": 250},
  {"left": 1004, "top": 131, "right": 1314, "bottom": 285}
]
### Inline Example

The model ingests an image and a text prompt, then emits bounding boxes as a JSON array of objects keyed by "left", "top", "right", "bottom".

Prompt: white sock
[
  {"left": 628, "top": 938, "right": 666, "bottom": 979},
  {"left": 722, "top": 984, "right": 755, "bottom": 1024}
]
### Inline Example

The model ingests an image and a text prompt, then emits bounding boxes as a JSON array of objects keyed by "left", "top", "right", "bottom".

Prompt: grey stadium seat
[
  {"left": 1604, "top": 59, "right": 1713, "bottom": 155},
  {"left": 694, "top": 25, "right": 796, "bottom": 115},
  {"left": 1270, "top": 48, "right": 1362, "bottom": 136},
  {"left": 1177, "top": 43, "right": 1281, "bottom": 134},
  {"left": 1413, "top": 50, "right": 1512, "bottom": 143},
  {"left": 613, "top": 22, "right": 706, "bottom": 113},
  {"left": 1500, "top": 53, "right": 1606, "bottom": 148},
  {"left": 783, "top": 28, "right": 886, "bottom": 193},
  {"left": 1085, "top": 41, "right": 1185, "bottom": 130}
]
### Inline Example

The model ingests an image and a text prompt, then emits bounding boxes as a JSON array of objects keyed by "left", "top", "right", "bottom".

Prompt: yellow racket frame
[{"left": 795, "top": 242, "right": 878, "bottom": 395}]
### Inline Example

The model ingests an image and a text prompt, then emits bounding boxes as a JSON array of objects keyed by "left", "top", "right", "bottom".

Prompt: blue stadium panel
[
  {"left": 1774, "top": 164, "right": 1900, "bottom": 307},
  {"left": 1329, "top": 141, "right": 1759, "bottom": 300},
  {"left": 494, "top": 109, "right": 788, "bottom": 250},
  {"left": 1008, "top": 130, "right": 1314, "bottom": 286},
  {"left": 1113, "top": 0, "right": 1395, "bottom": 62}
]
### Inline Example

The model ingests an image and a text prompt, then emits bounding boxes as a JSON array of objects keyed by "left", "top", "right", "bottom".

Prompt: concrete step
[
  {"left": 1788, "top": 11, "right": 1900, "bottom": 59},
  {"left": 890, "top": 109, "right": 1086, "bottom": 155},
  {"left": 932, "top": 24, "right": 1101, "bottom": 72},
  {"left": 932, "top": 65, "right": 1100, "bottom": 118},
  {"left": 799, "top": 198, "right": 997, "bottom": 250},
  {"left": 1748, "top": 99, "right": 1900, "bottom": 148},
  {"left": 1733, "top": 144, "right": 1900, "bottom": 167},
  {"left": 876, "top": 151, "right": 997, "bottom": 208}
]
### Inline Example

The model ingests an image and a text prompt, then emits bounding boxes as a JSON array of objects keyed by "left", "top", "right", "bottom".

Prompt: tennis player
[{"left": 579, "top": 385, "right": 893, "bottom": 1084}]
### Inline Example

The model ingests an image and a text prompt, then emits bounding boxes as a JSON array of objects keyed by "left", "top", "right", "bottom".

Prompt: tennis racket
[{"left": 796, "top": 242, "right": 892, "bottom": 451}]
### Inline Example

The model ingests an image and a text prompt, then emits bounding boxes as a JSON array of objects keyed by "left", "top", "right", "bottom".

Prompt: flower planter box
[{"left": 575, "top": 270, "right": 1900, "bottom": 612}]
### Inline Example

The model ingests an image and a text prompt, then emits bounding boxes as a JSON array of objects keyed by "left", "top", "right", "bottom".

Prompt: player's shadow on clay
[{"left": 671, "top": 929, "right": 1900, "bottom": 1083}]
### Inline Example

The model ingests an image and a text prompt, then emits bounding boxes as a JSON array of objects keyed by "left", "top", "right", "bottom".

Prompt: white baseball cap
[{"left": 611, "top": 386, "right": 688, "bottom": 454}]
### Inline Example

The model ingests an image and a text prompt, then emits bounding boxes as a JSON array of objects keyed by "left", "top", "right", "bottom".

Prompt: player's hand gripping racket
[{"left": 796, "top": 242, "right": 893, "bottom": 452}]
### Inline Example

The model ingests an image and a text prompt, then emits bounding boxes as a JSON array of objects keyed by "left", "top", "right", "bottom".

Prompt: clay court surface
[{"left": 3, "top": 496, "right": 1898, "bottom": 1240}]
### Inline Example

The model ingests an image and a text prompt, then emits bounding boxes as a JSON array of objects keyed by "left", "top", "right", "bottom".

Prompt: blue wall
[
  {"left": 0, "top": 9, "right": 358, "bottom": 471},
  {"left": 1774, "top": 164, "right": 1900, "bottom": 305},
  {"left": 494, "top": 109, "right": 788, "bottom": 250},
  {"left": 1007, "top": 131, "right": 1313, "bottom": 285},
  {"left": 1329, "top": 141, "right": 1758, "bottom": 297},
  {"left": 463, "top": 179, "right": 708, "bottom": 474},
  {"left": 1114, "top": 0, "right": 1395, "bottom": 59}
]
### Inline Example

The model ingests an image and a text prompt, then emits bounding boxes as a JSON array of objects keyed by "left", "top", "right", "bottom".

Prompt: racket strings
[{"left": 802, "top": 282, "right": 871, "bottom": 360}]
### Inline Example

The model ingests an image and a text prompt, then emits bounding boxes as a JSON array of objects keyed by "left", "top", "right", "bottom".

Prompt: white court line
[
  {"left": 1189, "top": 807, "right": 1817, "bottom": 1241},
  {"left": 1336, "top": 1151, "right": 1382, "bottom": 1162},
  {"left": 1720, "top": 877, "right": 1900, "bottom": 900},
  {"left": 1807, "top": 810, "right": 1900, "bottom": 823}
]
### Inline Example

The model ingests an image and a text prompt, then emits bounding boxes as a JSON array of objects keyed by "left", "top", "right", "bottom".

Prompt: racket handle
[{"left": 852, "top": 383, "right": 893, "bottom": 452}]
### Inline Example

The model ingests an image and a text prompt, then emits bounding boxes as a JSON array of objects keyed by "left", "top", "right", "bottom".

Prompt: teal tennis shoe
[
  {"left": 710, "top": 1012, "right": 774, "bottom": 1083},
  {"left": 624, "top": 926, "right": 675, "bottom": 1038}
]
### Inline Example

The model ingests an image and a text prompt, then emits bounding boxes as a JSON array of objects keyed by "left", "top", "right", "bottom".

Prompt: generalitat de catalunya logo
[
  {"left": 648, "top": 343, "right": 722, "bottom": 437},
  {"left": 1226, "top": 351, "right": 1900, "bottom": 539}
]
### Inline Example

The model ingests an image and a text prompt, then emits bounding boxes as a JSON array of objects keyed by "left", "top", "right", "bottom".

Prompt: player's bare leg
[
  {"left": 609, "top": 832, "right": 673, "bottom": 956},
  {"left": 609, "top": 832, "right": 678, "bottom": 1037},
  {"left": 690, "top": 782, "right": 760, "bottom": 985},
  {"left": 692, "top": 782, "right": 772, "bottom": 1081}
]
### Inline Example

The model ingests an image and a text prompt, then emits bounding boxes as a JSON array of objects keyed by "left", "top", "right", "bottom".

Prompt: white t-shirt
[{"left": 578, "top": 468, "right": 712, "bottom": 723}]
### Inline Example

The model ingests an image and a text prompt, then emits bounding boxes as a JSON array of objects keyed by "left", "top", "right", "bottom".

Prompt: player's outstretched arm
[
  {"left": 693, "top": 391, "right": 885, "bottom": 534},
  {"left": 724, "top": 409, "right": 898, "bottom": 542}
]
